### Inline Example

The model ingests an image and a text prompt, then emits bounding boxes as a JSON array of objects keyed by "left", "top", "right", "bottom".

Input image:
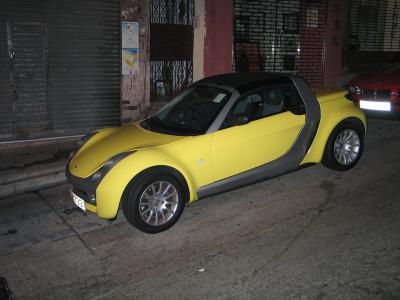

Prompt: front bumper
[
  {"left": 65, "top": 160, "right": 122, "bottom": 219},
  {"left": 66, "top": 162, "right": 99, "bottom": 213}
]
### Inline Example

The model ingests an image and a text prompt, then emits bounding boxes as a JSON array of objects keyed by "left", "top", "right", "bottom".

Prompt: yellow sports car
[{"left": 66, "top": 73, "right": 366, "bottom": 233}]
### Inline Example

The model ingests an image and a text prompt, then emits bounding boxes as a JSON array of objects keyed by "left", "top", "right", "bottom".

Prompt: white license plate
[
  {"left": 71, "top": 189, "right": 86, "bottom": 211},
  {"left": 360, "top": 100, "right": 391, "bottom": 111}
]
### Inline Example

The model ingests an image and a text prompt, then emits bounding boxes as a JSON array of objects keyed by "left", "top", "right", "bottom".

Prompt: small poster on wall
[
  {"left": 122, "top": 21, "right": 139, "bottom": 75},
  {"left": 122, "top": 48, "right": 139, "bottom": 75},
  {"left": 306, "top": 8, "right": 319, "bottom": 28}
]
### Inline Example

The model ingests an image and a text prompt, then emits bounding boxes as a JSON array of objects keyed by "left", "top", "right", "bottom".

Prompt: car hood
[
  {"left": 348, "top": 67, "right": 400, "bottom": 90},
  {"left": 69, "top": 122, "right": 188, "bottom": 178}
]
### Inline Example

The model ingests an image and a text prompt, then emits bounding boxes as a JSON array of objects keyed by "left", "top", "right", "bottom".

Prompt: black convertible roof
[{"left": 194, "top": 72, "right": 291, "bottom": 90}]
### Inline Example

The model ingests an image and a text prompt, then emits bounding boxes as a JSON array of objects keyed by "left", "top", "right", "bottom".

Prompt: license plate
[
  {"left": 71, "top": 189, "right": 86, "bottom": 211},
  {"left": 359, "top": 100, "right": 391, "bottom": 111}
]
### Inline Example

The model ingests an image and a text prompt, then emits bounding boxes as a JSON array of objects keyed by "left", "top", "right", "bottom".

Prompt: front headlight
[
  {"left": 349, "top": 86, "right": 361, "bottom": 95},
  {"left": 90, "top": 151, "right": 136, "bottom": 183},
  {"left": 75, "top": 131, "right": 99, "bottom": 148},
  {"left": 68, "top": 131, "right": 99, "bottom": 160}
]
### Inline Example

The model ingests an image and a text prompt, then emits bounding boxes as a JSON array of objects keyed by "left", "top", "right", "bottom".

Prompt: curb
[{"left": 0, "top": 167, "right": 67, "bottom": 199}]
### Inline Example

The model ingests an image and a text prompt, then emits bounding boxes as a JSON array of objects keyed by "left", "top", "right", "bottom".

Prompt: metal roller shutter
[
  {"left": 346, "top": 0, "right": 400, "bottom": 73},
  {"left": 348, "top": 0, "right": 400, "bottom": 52},
  {"left": 233, "top": 0, "right": 328, "bottom": 86},
  {"left": 0, "top": 0, "right": 121, "bottom": 142},
  {"left": 0, "top": 21, "right": 13, "bottom": 139}
]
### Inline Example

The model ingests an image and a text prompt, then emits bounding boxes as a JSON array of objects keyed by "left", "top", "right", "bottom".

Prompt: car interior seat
[{"left": 263, "top": 89, "right": 284, "bottom": 116}]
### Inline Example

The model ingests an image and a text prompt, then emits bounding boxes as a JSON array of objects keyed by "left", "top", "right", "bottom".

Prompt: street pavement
[{"left": 0, "top": 118, "right": 400, "bottom": 299}]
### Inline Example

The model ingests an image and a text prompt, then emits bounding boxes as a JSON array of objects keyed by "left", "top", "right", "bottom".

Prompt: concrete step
[
  {"left": 0, "top": 104, "right": 166, "bottom": 199},
  {"left": 0, "top": 139, "right": 75, "bottom": 199},
  {"left": 0, "top": 167, "right": 67, "bottom": 199}
]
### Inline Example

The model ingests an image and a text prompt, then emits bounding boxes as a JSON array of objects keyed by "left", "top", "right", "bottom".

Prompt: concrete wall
[
  {"left": 204, "top": 0, "right": 233, "bottom": 77},
  {"left": 193, "top": 0, "right": 205, "bottom": 82},
  {"left": 120, "top": 0, "right": 151, "bottom": 123}
]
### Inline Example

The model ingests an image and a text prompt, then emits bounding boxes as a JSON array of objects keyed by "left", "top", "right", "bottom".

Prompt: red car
[{"left": 348, "top": 67, "right": 400, "bottom": 113}]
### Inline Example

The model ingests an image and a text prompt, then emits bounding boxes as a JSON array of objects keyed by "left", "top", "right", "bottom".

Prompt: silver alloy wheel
[
  {"left": 138, "top": 181, "right": 179, "bottom": 226},
  {"left": 333, "top": 129, "right": 361, "bottom": 166}
]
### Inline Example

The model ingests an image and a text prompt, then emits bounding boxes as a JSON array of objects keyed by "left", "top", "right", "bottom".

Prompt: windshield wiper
[{"left": 143, "top": 117, "right": 203, "bottom": 135}]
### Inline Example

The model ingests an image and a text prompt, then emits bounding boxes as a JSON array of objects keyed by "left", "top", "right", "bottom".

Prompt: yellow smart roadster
[{"left": 66, "top": 73, "right": 366, "bottom": 233}]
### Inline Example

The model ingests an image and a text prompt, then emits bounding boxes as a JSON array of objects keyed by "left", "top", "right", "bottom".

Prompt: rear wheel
[
  {"left": 322, "top": 122, "right": 363, "bottom": 171},
  {"left": 122, "top": 171, "right": 186, "bottom": 233}
]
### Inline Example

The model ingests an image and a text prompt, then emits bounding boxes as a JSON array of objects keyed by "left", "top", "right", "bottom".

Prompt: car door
[{"left": 210, "top": 83, "right": 306, "bottom": 181}]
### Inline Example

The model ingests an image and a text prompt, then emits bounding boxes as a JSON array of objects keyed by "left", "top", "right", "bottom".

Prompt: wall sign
[{"left": 122, "top": 21, "right": 139, "bottom": 75}]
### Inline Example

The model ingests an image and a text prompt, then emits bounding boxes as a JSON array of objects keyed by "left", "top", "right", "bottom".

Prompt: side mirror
[{"left": 226, "top": 113, "right": 249, "bottom": 127}]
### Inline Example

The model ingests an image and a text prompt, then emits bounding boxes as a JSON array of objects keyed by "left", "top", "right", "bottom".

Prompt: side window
[
  {"left": 261, "top": 87, "right": 286, "bottom": 116},
  {"left": 222, "top": 84, "right": 305, "bottom": 129},
  {"left": 231, "top": 93, "right": 263, "bottom": 119},
  {"left": 283, "top": 85, "right": 306, "bottom": 115}
]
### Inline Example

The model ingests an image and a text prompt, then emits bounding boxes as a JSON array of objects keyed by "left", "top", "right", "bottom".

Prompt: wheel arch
[
  {"left": 321, "top": 116, "right": 366, "bottom": 160},
  {"left": 340, "top": 116, "right": 366, "bottom": 136},
  {"left": 302, "top": 115, "right": 366, "bottom": 165},
  {"left": 121, "top": 165, "right": 192, "bottom": 207},
  {"left": 95, "top": 148, "right": 197, "bottom": 219},
  {"left": 321, "top": 117, "right": 365, "bottom": 170}
]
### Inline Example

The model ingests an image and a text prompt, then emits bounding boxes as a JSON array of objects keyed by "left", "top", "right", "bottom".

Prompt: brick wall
[
  {"left": 324, "top": 0, "right": 348, "bottom": 87},
  {"left": 298, "top": 0, "right": 327, "bottom": 86},
  {"left": 204, "top": 0, "right": 233, "bottom": 77}
]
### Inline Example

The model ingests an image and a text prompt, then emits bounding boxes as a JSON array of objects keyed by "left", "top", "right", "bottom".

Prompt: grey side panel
[
  {"left": 290, "top": 75, "right": 321, "bottom": 125},
  {"left": 197, "top": 75, "right": 321, "bottom": 199}
]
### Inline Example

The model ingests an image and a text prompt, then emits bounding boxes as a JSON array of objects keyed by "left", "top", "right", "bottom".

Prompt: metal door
[
  {"left": 7, "top": 21, "right": 49, "bottom": 135},
  {"left": 0, "top": 21, "right": 13, "bottom": 138},
  {"left": 0, "top": 0, "right": 121, "bottom": 142}
]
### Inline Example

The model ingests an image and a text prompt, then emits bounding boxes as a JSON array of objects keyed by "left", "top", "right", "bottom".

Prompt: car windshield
[{"left": 141, "top": 86, "right": 230, "bottom": 135}]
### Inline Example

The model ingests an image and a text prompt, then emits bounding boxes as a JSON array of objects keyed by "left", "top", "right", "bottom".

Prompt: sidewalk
[
  {"left": 0, "top": 138, "right": 77, "bottom": 199},
  {"left": 0, "top": 103, "right": 167, "bottom": 200}
]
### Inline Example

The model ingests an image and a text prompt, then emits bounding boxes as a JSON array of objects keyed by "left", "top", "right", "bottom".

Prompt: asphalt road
[{"left": 1, "top": 118, "right": 400, "bottom": 299}]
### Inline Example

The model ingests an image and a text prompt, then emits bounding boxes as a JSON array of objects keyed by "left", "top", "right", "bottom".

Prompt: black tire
[
  {"left": 122, "top": 170, "right": 186, "bottom": 234},
  {"left": 322, "top": 121, "right": 364, "bottom": 171}
]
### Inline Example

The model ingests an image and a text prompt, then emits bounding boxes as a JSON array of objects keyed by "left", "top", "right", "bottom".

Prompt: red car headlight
[{"left": 349, "top": 86, "right": 361, "bottom": 95}]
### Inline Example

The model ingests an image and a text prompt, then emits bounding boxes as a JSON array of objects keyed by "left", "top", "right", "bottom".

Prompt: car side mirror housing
[{"left": 226, "top": 113, "right": 249, "bottom": 127}]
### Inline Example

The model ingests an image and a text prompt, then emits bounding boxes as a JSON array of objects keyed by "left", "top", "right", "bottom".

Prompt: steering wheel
[{"left": 167, "top": 107, "right": 204, "bottom": 131}]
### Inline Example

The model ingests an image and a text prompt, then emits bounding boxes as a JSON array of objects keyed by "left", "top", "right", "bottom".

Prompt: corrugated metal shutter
[
  {"left": 346, "top": 0, "right": 400, "bottom": 73},
  {"left": 0, "top": 21, "right": 13, "bottom": 139},
  {"left": 233, "top": 0, "right": 328, "bottom": 86},
  {"left": 0, "top": 0, "right": 121, "bottom": 142},
  {"left": 348, "top": 0, "right": 400, "bottom": 52},
  {"left": 11, "top": 21, "right": 49, "bottom": 132}
]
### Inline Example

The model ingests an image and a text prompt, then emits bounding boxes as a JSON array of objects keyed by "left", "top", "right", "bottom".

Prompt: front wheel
[
  {"left": 122, "top": 171, "right": 186, "bottom": 233},
  {"left": 322, "top": 122, "right": 364, "bottom": 171}
]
